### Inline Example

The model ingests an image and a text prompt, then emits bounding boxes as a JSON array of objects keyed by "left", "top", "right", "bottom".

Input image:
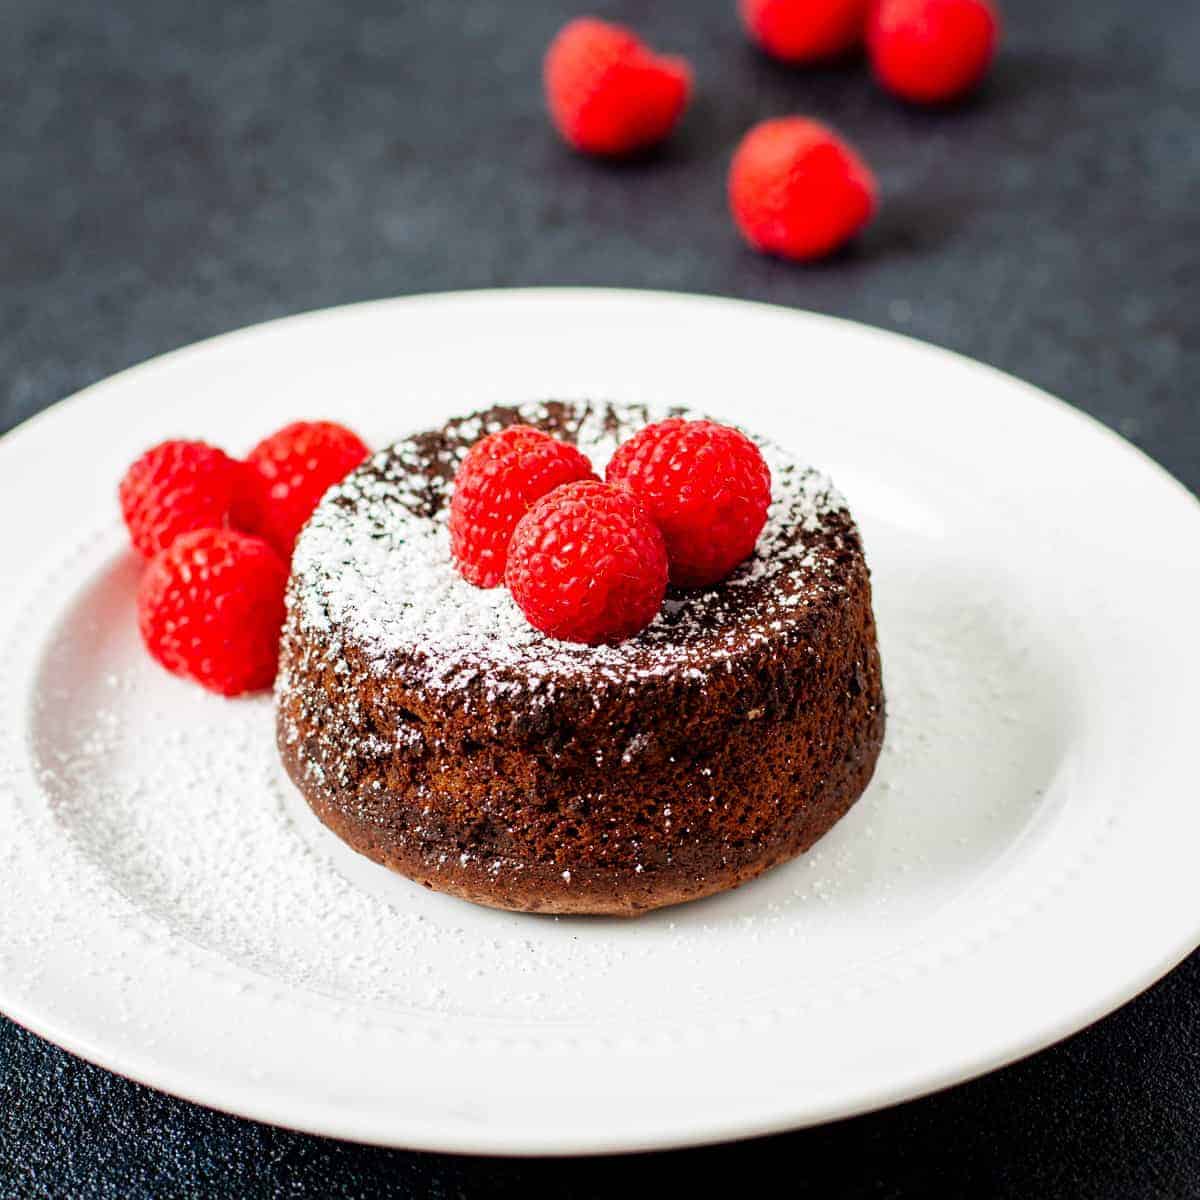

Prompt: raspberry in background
[
  {"left": 868, "top": 0, "right": 999, "bottom": 105},
  {"left": 740, "top": 0, "right": 870, "bottom": 63},
  {"left": 236, "top": 420, "right": 369, "bottom": 559},
  {"left": 137, "top": 528, "right": 288, "bottom": 696},
  {"left": 728, "top": 116, "right": 877, "bottom": 261},
  {"left": 544, "top": 17, "right": 692, "bottom": 157},
  {"left": 507, "top": 480, "right": 668, "bottom": 645},
  {"left": 606, "top": 418, "right": 771, "bottom": 588},
  {"left": 119, "top": 439, "right": 241, "bottom": 558},
  {"left": 450, "top": 424, "right": 596, "bottom": 588}
]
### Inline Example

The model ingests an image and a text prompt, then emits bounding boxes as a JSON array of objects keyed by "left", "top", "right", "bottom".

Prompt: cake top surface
[{"left": 287, "top": 400, "right": 855, "bottom": 703}]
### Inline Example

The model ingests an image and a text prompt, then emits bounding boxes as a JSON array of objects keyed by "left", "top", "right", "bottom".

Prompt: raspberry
[
  {"left": 235, "top": 421, "right": 369, "bottom": 558},
  {"left": 506, "top": 480, "right": 667, "bottom": 645},
  {"left": 728, "top": 116, "right": 877, "bottom": 261},
  {"left": 137, "top": 528, "right": 288, "bottom": 696},
  {"left": 740, "top": 0, "right": 870, "bottom": 63},
  {"left": 544, "top": 17, "right": 692, "bottom": 157},
  {"left": 118, "top": 439, "right": 241, "bottom": 558},
  {"left": 606, "top": 418, "right": 771, "bottom": 588},
  {"left": 868, "top": 0, "right": 999, "bottom": 105},
  {"left": 449, "top": 425, "right": 596, "bottom": 588}
]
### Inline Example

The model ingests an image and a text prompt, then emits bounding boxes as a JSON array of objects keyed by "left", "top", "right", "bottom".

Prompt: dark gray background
[{"left": 2, "top": 0, "right": 1198, "bottom": 1195}]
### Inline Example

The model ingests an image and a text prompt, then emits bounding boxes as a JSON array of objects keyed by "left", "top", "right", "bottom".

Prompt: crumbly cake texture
[{"left": 277, "top": 400, "right": 885, "bottom": 915}]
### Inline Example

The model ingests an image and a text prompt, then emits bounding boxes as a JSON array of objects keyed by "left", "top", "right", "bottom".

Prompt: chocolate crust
[{"left": 276, "top": 401, "right": 885, "bottom": 916}]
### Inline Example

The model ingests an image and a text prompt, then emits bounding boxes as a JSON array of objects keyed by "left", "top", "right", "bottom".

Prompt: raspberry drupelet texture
[
  {"left": 119, "top": 439, "right": 242, "bottom": 558},
  {"left": 868, "top": 0, "right": 1000, "bottom": 105},
  {"left": 606, "top": 418, "right": 772, "bottom": 588},
  {"left": 506, "top": 479, "right": 668, "bottom": 645},
  {"left": 543, "top": 17, "right": 693, "bottom": 157},
  {"left": 235, "top": 420, "right": 369, "bottom": 559},
  {"left": 450, "top": 424, "right": 596, "bottom": 588},
  {"left": 740, "top": 0, "right": 871, "bottom": 63},
  {"left": 728, "top": 116, "right": 877, "bottom": 261},
  {"left": 137, "top": 528, "right": 288, "bottom": 696}
]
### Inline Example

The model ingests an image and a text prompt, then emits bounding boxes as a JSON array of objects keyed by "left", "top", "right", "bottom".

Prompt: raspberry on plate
[
  {"left": 868, "top": 0, "right": 1000, "bottom": 105},
  {"left": 119, "top": 439, "right": 241, "bottom": 558},
  {"left": 606, "top": 418, "right": 771, "bottom": 588},
  {"left": 137, "top": 528, "right": 288, "bottom": 696},
  {"left": 450, "top": 424, "right": 596, "bottom": 588},
  {"left": 235, "top": 420, "right": 369, "bottom": 559},
  {"left": 506, "top": 479, "right": 668, "bottom": 645},
  {"left": 728, "top": 116, "right": 877, "bottom": 261},
  {"left": 543, "top": 17, "right": 692, "bottom": 157},
  {"left": 740, "top": 0, "right": 870, "bottom": 63}
]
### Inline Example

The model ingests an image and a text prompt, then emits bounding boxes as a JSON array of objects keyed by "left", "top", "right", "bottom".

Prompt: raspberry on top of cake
[{"left": 285, "top": 399, "right": 853, "bottom": 709}]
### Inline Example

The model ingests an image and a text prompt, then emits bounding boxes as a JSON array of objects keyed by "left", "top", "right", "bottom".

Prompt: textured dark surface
[{"left": 2, "top": 0, "right": 1198, "bottom": 1195}]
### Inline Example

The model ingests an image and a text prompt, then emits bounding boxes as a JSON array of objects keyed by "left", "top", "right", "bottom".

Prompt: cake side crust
[{"left": 280, "top": 678, "right": 884, "bottom": 915}]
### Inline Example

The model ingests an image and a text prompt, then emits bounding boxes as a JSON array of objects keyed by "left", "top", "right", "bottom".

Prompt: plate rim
[
  {"left": 4, "top": 285, "right": 1197, "bottom": 519},
  {"left": 2, "top": 286, "right": 1199, "bottom": 1156}
]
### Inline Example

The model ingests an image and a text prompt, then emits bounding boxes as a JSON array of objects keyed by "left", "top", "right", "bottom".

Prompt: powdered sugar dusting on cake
[{"left": 287, "top": 401, "right": 849, "bottom": 700}]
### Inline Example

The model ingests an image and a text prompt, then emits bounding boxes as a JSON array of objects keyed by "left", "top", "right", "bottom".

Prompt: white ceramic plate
[{"left": 2, "top": 289, "right": 1199, "bottom": 1156}]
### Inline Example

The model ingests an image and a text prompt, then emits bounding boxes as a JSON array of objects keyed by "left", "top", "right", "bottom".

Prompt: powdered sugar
[
  {"left": 7, "top": 514, "right": 1063, "bottom": 1026},
  {"left": 287, "top": 400, "right": 848, "bottom": 700}
]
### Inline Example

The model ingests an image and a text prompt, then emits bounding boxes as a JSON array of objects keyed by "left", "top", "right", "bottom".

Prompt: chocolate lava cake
[{"left": 276, "top": 400, "right": 884, "bottom": 915}]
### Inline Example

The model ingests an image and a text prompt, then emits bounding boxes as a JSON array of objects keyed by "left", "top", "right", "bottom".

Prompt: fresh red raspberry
[
  {"left": 728, "top": 116, "right": 877, "bottom": 261},
  {"left": 740, "top": 0, "right": 870, "bottom": 63},
  {"left": 235, "top": 421, "right": 369, "bottom": 558},
  {"left": 868, "top": 0, "right": 999, "bottom": 105},
  {"left": 544, "top": 17, "right": 692, "bottom": 157},
  {"left": 118, "top": 439, "right": 241, "bottom": 558},
  {"left": 606, "top": 418, "right": 771, "bottom": 588},
  {"left": 137, "top": 528, "right": 288, "bottom": 696},
  {"left": 449, "top": 425, "right": 596, "bottom": 588},
  {"left": 506, "top": 480, "right": 667, "bottom": 645}
]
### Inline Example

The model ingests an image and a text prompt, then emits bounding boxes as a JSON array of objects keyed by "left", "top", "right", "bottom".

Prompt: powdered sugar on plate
[{"left": 14, "top": 517, "right": 1061, "bottom": 1027}]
